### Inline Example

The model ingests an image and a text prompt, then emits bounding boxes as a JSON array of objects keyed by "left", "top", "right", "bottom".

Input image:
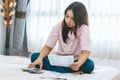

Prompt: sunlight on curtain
[
  {"left": 27, "top": 0, "right": 120, "bottom": 59},
  {"left": 89, "top": 0, "right": 120, "bottom": 59}
]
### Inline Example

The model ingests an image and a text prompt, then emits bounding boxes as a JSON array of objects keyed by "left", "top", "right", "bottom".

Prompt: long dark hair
[{"left": 62, "top": 2, "right": 89, "bottom": 43}]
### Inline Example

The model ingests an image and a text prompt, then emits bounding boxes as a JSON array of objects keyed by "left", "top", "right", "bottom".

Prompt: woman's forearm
[
  {"left": 78, "top": 50, "right": 90, "bottom": 67},
  {"left": 37, "top": 45, "right": 52, "bottom": 60}
]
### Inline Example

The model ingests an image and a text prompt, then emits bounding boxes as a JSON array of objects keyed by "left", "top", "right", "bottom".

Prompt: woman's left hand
[{"left": 70, "top": 62, "right": 80, "bottom": 71}]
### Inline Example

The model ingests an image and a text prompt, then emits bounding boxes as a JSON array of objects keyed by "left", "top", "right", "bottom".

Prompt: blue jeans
[{"left": 31, "top": 52, "right": 94, "bottom": 73}]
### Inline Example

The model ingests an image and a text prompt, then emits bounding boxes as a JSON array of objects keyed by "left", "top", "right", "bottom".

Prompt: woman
[{"left": 28, "top": 1, "right": 94, "bottom": 73}]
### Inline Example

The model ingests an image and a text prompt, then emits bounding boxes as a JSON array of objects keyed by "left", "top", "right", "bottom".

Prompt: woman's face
[{"left": 65, "top": 10, "right": 75, "bottom": 28}]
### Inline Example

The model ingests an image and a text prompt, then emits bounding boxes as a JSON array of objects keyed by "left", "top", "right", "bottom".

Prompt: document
[{"left": 48, "top": 55, "right": 74, "bottom": 67}]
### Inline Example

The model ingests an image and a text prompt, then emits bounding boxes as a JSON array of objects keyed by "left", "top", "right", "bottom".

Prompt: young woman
[{"left": 28, "top": 1, "right": 94, "bottom": 73}]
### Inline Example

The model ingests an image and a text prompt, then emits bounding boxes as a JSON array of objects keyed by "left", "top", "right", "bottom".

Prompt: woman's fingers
[
  {"left": 28, "top": 63, "right": 34, "bottom": 68},
  {"left": 70, "top": 62, "right": 80, "bottom": 71},
  {"left": 70, "top": 63, "right": 78, "bottom": 67},
  {"left": 39, "top": 63, "right": 42, "bottom": 71}
]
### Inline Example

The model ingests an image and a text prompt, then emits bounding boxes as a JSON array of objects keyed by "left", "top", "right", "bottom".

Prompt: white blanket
[{"left": 0, "top": 55, "right": 119, "bottom": 80}]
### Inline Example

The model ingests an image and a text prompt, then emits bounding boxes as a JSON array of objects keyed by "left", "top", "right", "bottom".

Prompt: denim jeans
[{"left": 31, "top": 52, "right": 94, "bottom": 73}]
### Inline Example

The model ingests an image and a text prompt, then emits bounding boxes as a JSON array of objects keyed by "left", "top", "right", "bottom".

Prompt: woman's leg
[
  {"left": 78, "top": 58, "right": 94, "bottom": 73},
  {"left": 31, "top": 53, "right": 94, "bottom": 73},
  {"left": 30, "top": 52, "right": 73, "bottom": 73}
]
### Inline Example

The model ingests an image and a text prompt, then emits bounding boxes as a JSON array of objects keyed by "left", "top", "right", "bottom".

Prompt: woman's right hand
[{"left": 28, "top": 59, "right": 43, "bottom": 71}]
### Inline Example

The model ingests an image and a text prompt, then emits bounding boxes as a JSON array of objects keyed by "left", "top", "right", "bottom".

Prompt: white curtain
[
  {"left": 26, "top": 0, "right": 120, "bottom": 59},
  {"left": 89, "top": 0, "right": 120, "bottom": 59}
]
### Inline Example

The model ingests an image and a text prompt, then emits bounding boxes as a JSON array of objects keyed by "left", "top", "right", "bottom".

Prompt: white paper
[{"left": 48, "top": 55, "right": 74, "bottom": 67}]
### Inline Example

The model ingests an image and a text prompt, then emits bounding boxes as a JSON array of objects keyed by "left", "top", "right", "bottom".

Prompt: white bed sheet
[{"left": 0, "top": 55, "right": 119, "bottom": 80}]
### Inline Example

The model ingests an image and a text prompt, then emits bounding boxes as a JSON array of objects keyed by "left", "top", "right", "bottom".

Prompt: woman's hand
[
  {"left": 70, "top": 62, "right": 80, "bottom": 71},
  {"left": 70, "top": 50, "right": 89, "bottom": 71},
  {"left": 28, "top": 59, "right": 43, "bottom": 71}
]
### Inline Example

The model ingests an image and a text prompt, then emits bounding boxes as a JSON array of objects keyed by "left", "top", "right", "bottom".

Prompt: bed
[{"left": 0, "top": 55, "right": 119, "bottom": 80}]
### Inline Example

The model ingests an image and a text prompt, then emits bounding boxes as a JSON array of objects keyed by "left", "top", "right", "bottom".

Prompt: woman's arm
[
  {"left": 28, "top": 45, "right": 52, "bottom": 70},
  {"left": 37, "top": 45, "right": 52, "bottom": 61},
  {"left": 77, "top": 50, "right": 90, "bottom": 67},
  {"left": 70, "top": 25, "right": 91, "bottom": 71},
  {"left": 70, "top": 50, "right": 90, "bottom": 71}
]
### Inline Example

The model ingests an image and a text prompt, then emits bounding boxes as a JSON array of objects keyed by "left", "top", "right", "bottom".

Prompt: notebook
[{"left": 48, "top": 55, "right": 74, "bottom": 67}]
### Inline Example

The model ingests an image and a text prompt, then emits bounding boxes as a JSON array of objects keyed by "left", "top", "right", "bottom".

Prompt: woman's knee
[
  {"left": 80, "top": 58, "right": 94, "bottom": 73},
  {"left": 86, "top": 59, "right": 95, "bottom": 73},
  {"left": 31, "top": 52, "right": 40, "bottom": 62}
]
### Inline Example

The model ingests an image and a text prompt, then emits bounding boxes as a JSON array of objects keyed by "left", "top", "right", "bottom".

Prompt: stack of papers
[{"left": 48, "top": 55, "right": 74, "bottom": 67}]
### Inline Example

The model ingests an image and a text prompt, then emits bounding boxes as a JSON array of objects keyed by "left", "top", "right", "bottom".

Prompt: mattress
[{"left": 0, "top": 55, "right": 119, "bottom": 80}]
